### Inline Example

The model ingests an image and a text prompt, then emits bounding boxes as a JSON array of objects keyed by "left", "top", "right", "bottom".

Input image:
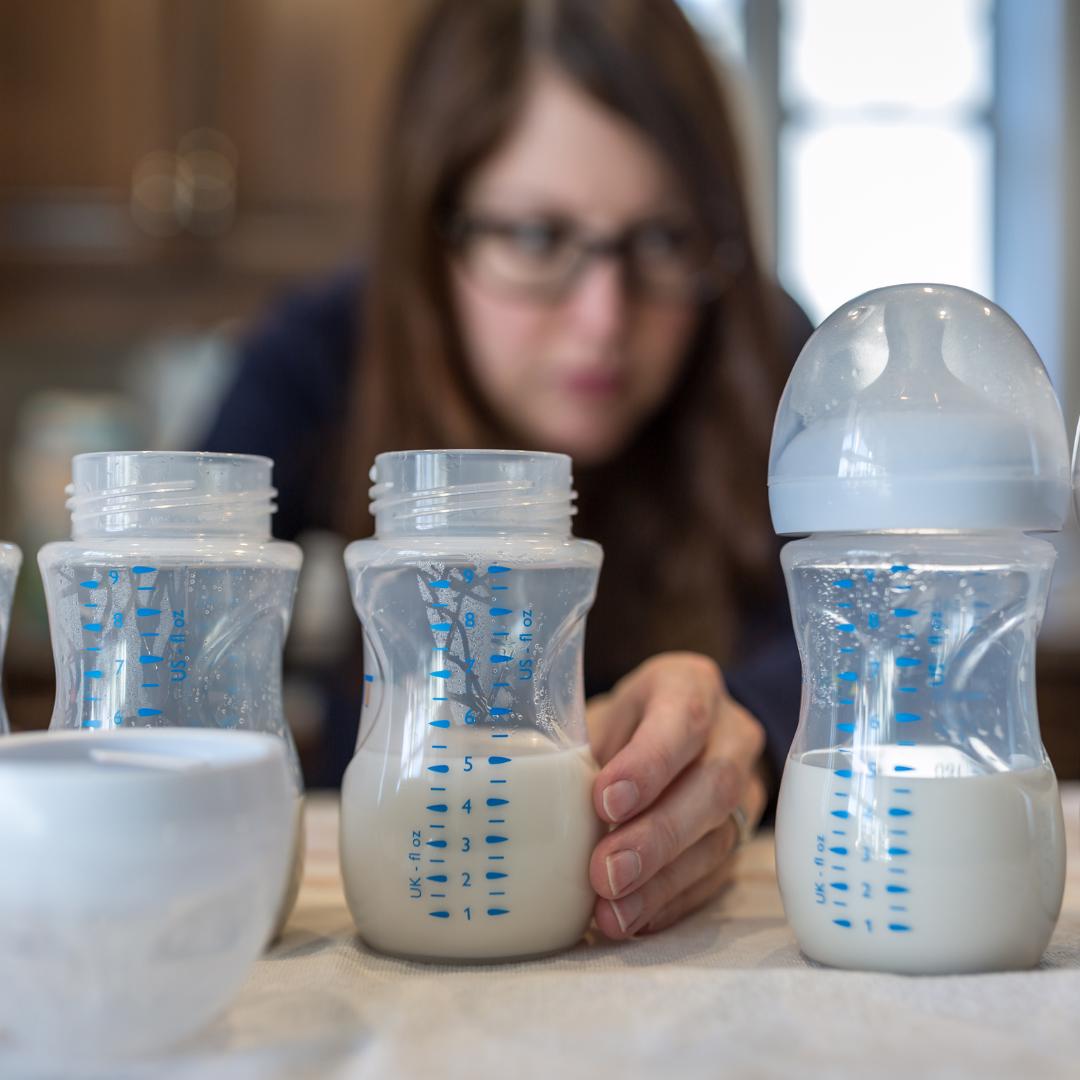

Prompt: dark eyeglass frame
[{"left": 445, "top": 211, "right": 743, "bottom": 304}]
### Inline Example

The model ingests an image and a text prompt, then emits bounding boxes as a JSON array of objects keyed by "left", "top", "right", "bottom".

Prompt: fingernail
[
  {"left": 605, "top": 849, "right": 642, "bottom": 897},
  {"left": 602, "top": 779, "right": 640, "bottom": 823},
  {"left": 609, "top": 891, "right": 645, "bottom": 934}
]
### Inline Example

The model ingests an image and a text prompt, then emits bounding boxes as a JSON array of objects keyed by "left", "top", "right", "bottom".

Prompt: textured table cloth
[{"left": 7, "top": 788, "right": 1080, "bottom": 1079}]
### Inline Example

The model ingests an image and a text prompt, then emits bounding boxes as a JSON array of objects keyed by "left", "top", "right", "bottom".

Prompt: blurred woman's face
[{"left": 450, "top": 68, "right": 701, "bottom": 464}]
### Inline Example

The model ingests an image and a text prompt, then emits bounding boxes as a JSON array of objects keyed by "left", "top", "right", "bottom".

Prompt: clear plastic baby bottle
[
  {"left": 340, "top": 450, "right": 604, "bottom": 961},
  {"left": 38, "top": 451, "right": 305, "bottom": 931},
  {"left": 769, "top": 284, "right": 1069, "bottom": 975},
  {"left": 0, "top": 543, "right": 22, "bottom": 735}
]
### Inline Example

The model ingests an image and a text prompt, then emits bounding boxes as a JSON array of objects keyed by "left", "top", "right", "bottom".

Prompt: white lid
[{"left": 768, "top": 283, "right": 1071, "bottom": 534}]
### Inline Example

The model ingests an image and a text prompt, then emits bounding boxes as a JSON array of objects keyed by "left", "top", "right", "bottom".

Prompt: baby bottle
[
  {"left": 770, "top": 284, "right": 1069, "bottom": 975},
  {"left": 340, "top": 450, "right": 604, "bottom": 961},
  {"left": 38, "top": 451, "right": 305, "bottom": 930},
  {"left": 0, "top": 542, "right": 22, "bottom": 735}
]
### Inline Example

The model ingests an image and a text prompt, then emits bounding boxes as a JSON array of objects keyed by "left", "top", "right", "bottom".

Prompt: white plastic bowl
[{"left": 0, "top": 728, "right": 293, "bottom": 1060}]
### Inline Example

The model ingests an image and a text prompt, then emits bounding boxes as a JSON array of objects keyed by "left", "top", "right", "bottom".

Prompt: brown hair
[{"left": 345, "top": 0, "right": 790, "bottom": 685}]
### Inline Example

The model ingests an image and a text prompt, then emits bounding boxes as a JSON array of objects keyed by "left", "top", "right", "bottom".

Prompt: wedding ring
[{"left": 730, "top": 805, "right": 754, "bottom": 849}]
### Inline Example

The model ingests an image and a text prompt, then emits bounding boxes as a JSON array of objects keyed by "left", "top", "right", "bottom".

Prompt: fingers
[
  {"left": 593, "top": 654, "right": 724, "bottom": 826},
  {"left": 593, "top": 823, "right": 739, "bottom": 939},
  {"left": 590, "top": 739, "right": 742, "bottom": 901},
  {"left": 640, "top": 862, "right": 737, "bottom": 936}
]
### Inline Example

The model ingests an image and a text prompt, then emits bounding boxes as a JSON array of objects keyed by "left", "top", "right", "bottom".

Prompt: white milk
[
  {"left": 775, "top": 745, "right": 1065, "bottom": 974},
  {"left": 340, "top": 728, "right": 602, "bottom": 961}
]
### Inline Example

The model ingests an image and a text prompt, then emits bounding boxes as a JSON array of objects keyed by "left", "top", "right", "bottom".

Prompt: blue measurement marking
[
  {"left": 431, "top": 622, "right": 452, "bottom": 632},
  {"left": 430, "top": 858, "right": 446, "bottom": 864},
  {"left": 837, "top": 672, "right": 857, "bottom": 682},
  {"left": 839, "top": 647, "right": 856, "bottom": 654},
  {"left": 487, "top": 798, "right": 509, "bottom": 806},
  {"left": 897, "top": 633, "right": 916, "bottom": 640},
  {"left": 141, "top": 683, "right": 159, "bottom": 689},
  {"left": 488, "top": 755, "right": 511, "bottom": 765},
  {"left": 430, "top": 580, "right": 451, "bottom": 588},
  {"left": 837, "top": 624, "right": 855, "bottom": 632},
  {"left": 487, "top": 908, "right": 510, "bottom": 916},
  {"left": 486, "top": 835, "right": 508, "bottom": 844},
  {"left": 82, "top": 602, "right": 98, "bottom": 608},
  {"left": 430, "top": 719, "right": 449, "bottom": 729},
  {"left": 486, "top": 871, "right": 508, "bottom": 880},
  {"left": 837, "top": 602, "right": 853, "bottom": 608},
  {"left": 829, "top": 881, "right": 848, "bottom": 891},
  {"left": 431, "top": 602, "right": 449, "bottom": 608},
  {"left": 836, "top": 722, "right": 856, "bottom": 733},
  {"left": 893, "top": 607, "right": 918, "bottom": 618},
  {"left": 489, "top": 891, "right": 506, "bottom": 897},
  {"left": 137, "top": 585, "right": 155, "bottom": 591},
  {"left": 432, "top": 697, "right": 447, "bottom": 702},
  {"left": 488, "top": 855, "right": 505, "bottom": 861},
  {"left": 891, "top": 565, "right": 911, "bottom": 573},
  {"left": 831, "top": 809, "right": 850, "bottom": 819},
  {"left": 888, "top": 807, "right": 912, "bottom": 817},
  {"left": 364, "top": 674, "right": 374, "bottom": 683},
  {"left": 84, "top": 622, "right": 102, "bottom": 633},
  {"left": 887, "top": 846, "right": 909, "bottom": 856},
  {"left": 132, "top": 566, "right": 157, "bottom": 574},
  {"left": 139, "top": 654, "right": 163, "bottom": 664},
  {"left": 81, "top": 719, "right": 102, "bottom": 729},
  {"left": 491, "top": 733, "right": 509, "bottom": 738},
  {"left": 927, "top": 635, "right": 944, "bottom": 645},
  {"left": 426, "top": 839, "right": 447, "bottom": 848},
  {"left": 488, "top": 565, "right": 511, "bottom": 574},
  {"left": 898, "top": 740, "right": 916, "bottom": 747},
  {"left": 427, "top": 804, "right": 448, "bottom": 813},
  {"left": 894, "top": 765, "right": 915, "bottom": 773},
  {"left": 490, "top": 779, "right": 507, "bottom": 784},
  {"left": 888, "top": 924, "right": 912, "bottom": 933},
  {"left": 429, "top": 911, "right": 450, "bottom": 919},
  {"left": 894, "top": 788, "right": 911, "bottom": 794},
  {"left": 83, "top": 696, "right": 99, "bottom": 703},
  {"left": 431, "top": 669, "right": 451, "bottom": 679},
  {"left": 834, "top": 769, "right": 852, "bottom": 778},
  {"left": 79, "top": 580, "right": 98, "bottom": 589},
  {"left": 431, "top": 893, "right": 447, "bottom": 898},
  {"left": 833, "top": 579, "right": 854, "bottom": 589},
  {"left": 898, "top": 687, "right": 918, "bottom": 693},
  {"left": 895, "top": 712, "right": 920, "bottom": 723},
  {"left": 895, "top": 657, "right": 921, "bottom": 668},
  {"left": 829, "top": 846, "right": 848, "bottom": 855},
  {"left": 838, "top": 699, "right": 854, "bottom": 705},
  {"left": 491, "top": 633, "right": 511, "bottom": 640},
  {"left": 831, "top": 829, "right": 846, "bottom": 837},
  {"left": 136, "top": 608, "right": 161, "bottom": 617},
  {"left": 428, "top": 764, "right": 449, "bottom": 774},
  {"left": 137, "top": 708, "right": 162, "bottom": 717},
  {"left": 430, "top": 786, "right": 446, "bottom": 792},
  {"left": 490, "top": 707, "right": 512, "bottom": 716},
  {"left": 833, "top": 919, "right": 852, "bottom": 928},
  {"left": 490, "top": 607, "right": 513, "bottom": 617},
  {"left": 489, "top": 818, "right": 505, "bottom": 824},
  {"left": 85, "top": 669, "right": 103, "bottom": 679},
  {"left": 431, "top": 744, "right": 447, "bottom": 750},
  {"left": 140, "top": 633, "right": 159, "bottom": 638},
  {"left": 831, "top": 865, "right": 845, "bottom": 872},
  {"left": 85, "top": 646, "right": 101, "bottom": 652},
  {"left": 489, "top": 654, "right": 513, "bottom": 663},
  {"left": 886, "top": 884, "right": 909, "bottom": 893},
  {"left": 889, "top": 905, "right": 908, "bottom": 913},
  {"left": 834, "top": 791, "right": 848, "bottom": 798},
  {"left": 427, "top": 874, "right": 448, "bottom": 883},
  {"left": 491, "top": 585, "right": 508, "bottom": 591},
  {"left": 868, "top": 612, "right": 880, "bottom": 629}
]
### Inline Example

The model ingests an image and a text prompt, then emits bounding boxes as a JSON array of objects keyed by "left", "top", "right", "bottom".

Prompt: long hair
[{"left": 344, "top": 0, "right": 790, "bottom": 685}]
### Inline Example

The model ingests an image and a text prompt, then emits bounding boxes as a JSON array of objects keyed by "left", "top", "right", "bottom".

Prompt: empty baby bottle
[
  {"left": 769, "top": 284, "right": 1069, "bottom": 975},
  {"left": 340, "top": 450, "right": 604, "bottom": 961},
  {"left": 0, "top": 543, "right": 21, "bottom": 735},
  {"left": 38, "top": 451, "right": 305, "bottom": 931}
]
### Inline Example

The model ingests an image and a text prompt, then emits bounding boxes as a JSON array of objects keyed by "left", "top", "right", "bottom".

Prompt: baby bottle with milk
[
  {"left": 38, "top": 452, "right": 306, "bottom": 929},
  {"left": 770, "top": 284, "right": 1069, "bottom": 975},
  {"left": 341, "top": 450, "right": 604, "bottom": 961},
  {"left": 0, "top": 542, "right": 22, "bottom": 735}
]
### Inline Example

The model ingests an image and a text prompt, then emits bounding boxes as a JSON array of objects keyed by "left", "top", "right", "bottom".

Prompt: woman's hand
[{"left": 586, "top": 652, "right": 769, "bottom": 938}]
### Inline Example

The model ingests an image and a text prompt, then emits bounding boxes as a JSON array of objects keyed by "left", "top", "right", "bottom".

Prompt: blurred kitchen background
[{"left": 3, "top": 0, "right": 1079, "bottom": 777}]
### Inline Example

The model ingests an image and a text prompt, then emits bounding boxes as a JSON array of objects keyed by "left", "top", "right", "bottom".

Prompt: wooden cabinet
[{"left": 0, "top": 0, "right": 423, "bottom": 337}]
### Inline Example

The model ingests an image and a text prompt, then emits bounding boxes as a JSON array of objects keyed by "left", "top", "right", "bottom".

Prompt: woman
[{"left": 203, "top": 0, "right": 811, "bottom": 940}]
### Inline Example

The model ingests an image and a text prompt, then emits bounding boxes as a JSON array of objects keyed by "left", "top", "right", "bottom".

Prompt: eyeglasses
[{"left": 446, "top": 211, "right": 742, "bottom": 303}]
